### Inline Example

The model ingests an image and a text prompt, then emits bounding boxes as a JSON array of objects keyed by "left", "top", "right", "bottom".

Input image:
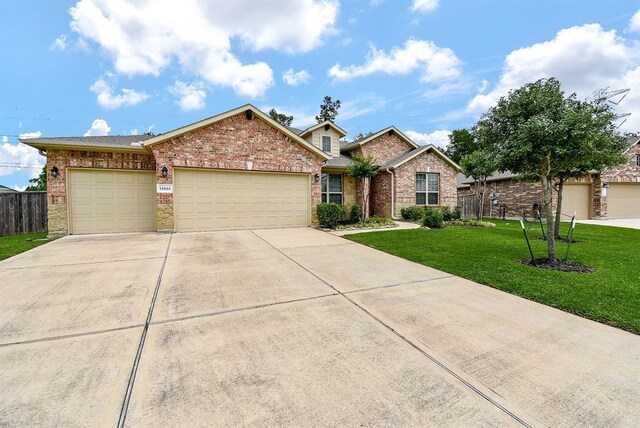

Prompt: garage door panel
[
  {"left": 608, "top": 184, "right": 640, "bottom": 218},
  {"left": 175, "top": 169, "right": 309, "bottom": 232},
  {"left": 69, "top": 170, "right": 156, "bottom": 234},
  {"left": 562, "top": 185, "right": 591, "bottom": 220}
]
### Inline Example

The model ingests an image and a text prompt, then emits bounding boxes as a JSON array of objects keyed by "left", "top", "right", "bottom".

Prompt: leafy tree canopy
[
  {"left": 25, "top": 165, "right": 46, "bottom": 191},
  {"left": 445, "top": 129, "right": 478, "bottom": 164},
  {"left": 268, "top": 108, "right": 294, "bottom": 127},
  {"left": 316, "top": 96, "right": 341, "bottom": 123}
]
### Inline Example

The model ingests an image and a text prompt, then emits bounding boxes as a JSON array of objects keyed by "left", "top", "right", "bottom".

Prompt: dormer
[{"left": 299, "top": 121, "right": 347, "bottom": 159}]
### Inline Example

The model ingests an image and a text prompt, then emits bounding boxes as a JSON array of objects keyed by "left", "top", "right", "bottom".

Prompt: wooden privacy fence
[
  {"left": 457, "top": 194, "right": 478, "bottom": 220},
  {"left": 0, "top": 192, "right": 47, "bottom": 236}
]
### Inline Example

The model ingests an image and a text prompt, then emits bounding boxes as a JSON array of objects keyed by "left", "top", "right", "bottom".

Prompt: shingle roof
[
  {"left": 0, "top": 184, "right": 19, "bottom": 193},
  {"left": 380, "top": 144, "right": 460, "bottom": 170},
  {"left": 458, "top": 171, "right": 519, "bottom": 186},
  {"left": 285, "top": 126, "right": 303, "bottom": 135},
  {"left": 19, "top": 135, "right": 154, "bottom": 151},
  {"left": 323, "top": 155, "right": 353, "bottom": 169}
]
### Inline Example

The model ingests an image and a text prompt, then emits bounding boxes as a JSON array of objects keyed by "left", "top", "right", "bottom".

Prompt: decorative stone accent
[
  {"left": 47, "top": 203, "right": 68, "bottom": 235},
  {"left": 343, "top": 175, "right": 357, "bottom": 206},
  {"left": 156, "top": 204, "right": 174, "bottom": 231}
]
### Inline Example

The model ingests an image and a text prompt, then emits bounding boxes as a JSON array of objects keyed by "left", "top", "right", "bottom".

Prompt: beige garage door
[
  {"left": 607, "top": 184, "right": 640, "bottom": 218},
  {"left": 562, "top": 184, "right": 591, "bottom": 220},
  {"left": 174, "top": 169, "right": 310, "bottom": 232},
  {"left": 68, "top": 169, "right": 156, "bottom": 234}
]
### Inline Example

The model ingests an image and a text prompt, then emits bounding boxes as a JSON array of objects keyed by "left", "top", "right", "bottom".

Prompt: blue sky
[{"left": 1, "top": 0, "right": 639, "bottom": 190}]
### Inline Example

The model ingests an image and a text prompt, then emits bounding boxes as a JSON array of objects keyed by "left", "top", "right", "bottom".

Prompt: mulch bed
[
  {"left": 522, "top": 258, "right": 595, "bottom": 273},
  {"left": 536, "top": 236, "right": 581, "bottom": 244}
]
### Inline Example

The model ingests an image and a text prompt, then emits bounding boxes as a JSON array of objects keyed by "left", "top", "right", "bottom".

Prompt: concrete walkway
[
  {"left": 0, "top": 228, "right": 638, "bottom": 427},
  {"left": 578, "top": 218, "right": 640, "bottom": 230},
  {"left": 329, "top": 220, "right": 421, "bottom": 236}
]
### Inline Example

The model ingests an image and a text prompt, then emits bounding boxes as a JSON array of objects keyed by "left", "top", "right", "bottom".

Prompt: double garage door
[
  {"left": 608, "top": 184, "right": 640, "bottom": 218},
  {"left": 174, "top": 169, "right": 310, "bottom": 232}
]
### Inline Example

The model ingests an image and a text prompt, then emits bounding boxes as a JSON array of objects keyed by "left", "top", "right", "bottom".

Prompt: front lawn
[
  {"left": 0, "top": 232, "right": 53, "bottom": 261},
  {"left": 346, "top": 220, "right": 640, "bottom": 334}
]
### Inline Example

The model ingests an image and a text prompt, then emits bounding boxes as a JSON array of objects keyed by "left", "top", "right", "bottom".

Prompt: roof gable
[
  {"left": 382, "top": 144, "right": 461, "bottom": 171},
  {"left": 299, "top": 121, "right": 347, "bottom": 138},
  {"left": 143, "top": 104, "right": 329, "bottom": 160},
  {"left": 341, "top": 126, "right": 419, "bottom": 152}
]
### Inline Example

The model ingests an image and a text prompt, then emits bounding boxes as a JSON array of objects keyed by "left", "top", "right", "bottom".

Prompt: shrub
[
  {"left": 316, "top": 203, "right": 346, "bottom": 229},
  {"left": 422, "top": 207, "right": 444, "bottom": 228},
  {"left": 400, "top": 205, "right": 425, "bottom": 221},
  {"left": 445, "top": 219, "right": 496, "bottom": 228},
  {"left": 441, "top": 205, "right": 453, "bottom": 221},
  {"left": 453, "top": 205, "right": 462, "bottom": 220},
  {"left": 366, "top": 215, "right": 394, "bottom": 226},
  {"left": 349, "top": 204, "right": 363, "bottom": 223}
]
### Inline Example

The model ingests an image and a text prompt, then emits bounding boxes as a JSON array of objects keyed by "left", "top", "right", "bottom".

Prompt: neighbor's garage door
[
  {"left": 174, "top": 169, "right": 310, "bottom": 232},
  {"left": 607, "top": 184, "right": 640, "bottom": 218},
  {"left": 562, "top": 184, "right": 591, "bottom": 220},
  {"left": 68, "top": 169, "right": 156, "bottom": 234}
]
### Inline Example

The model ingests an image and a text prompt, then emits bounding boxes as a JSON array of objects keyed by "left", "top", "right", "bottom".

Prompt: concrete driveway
[
  {"left": 1, "top": 228, "right": 638, "bottom": 427},
  {"left": 578, "top": 218, "right": 640, "bottom": 230}
]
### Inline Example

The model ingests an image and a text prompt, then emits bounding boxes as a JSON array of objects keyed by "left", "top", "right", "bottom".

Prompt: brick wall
[
  {"left": 371, "top": 173, "right": 392, "bottom": 217},
  {"left": 350, "top": 132, "right": 414, "bottom": 166},
  {"left": 150, "top": 112, "right": 325, "bottom": 229},
  {"left": 602, "top": 144, "right": 640, "bottom": 183},
  {"left": 394, "top": 151, "right": 458, "bottom": 217},
  {"left": 46, "top": 149, "right": 156, "bottom": 234}
]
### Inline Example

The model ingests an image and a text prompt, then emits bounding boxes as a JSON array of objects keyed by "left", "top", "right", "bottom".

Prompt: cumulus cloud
[
  {"left": 0, "top": 141, "right": 45, "bottom": 177},
  {"left": 50, "top": 34, "right": 68, "bottom": 51},
  {"left": 2, "top": 136, "right": 8, "bottom": 144},
  {"left": 329, "top": 39, "right": 461, "bottom": 83},
  {"left": 405, "top": 129, "right": 451, "bottom": 148},
  {"left": 282, "top": 69, "right": 311, "bottom": 86},
  {"left": 90, "top": 77, "right": 149, "bottom": 109},
  {"left": 467, "top": 24, "right": 640, "bottom": 132},
  {"left": 19, "top": 131, "right": 42, "bottom": 139},
  {"left": 169, "top": 81, "right": 207, "bottom": 110},
  {"left": 629, "top": 10, "right": 640, "bottom": 32},
  {"left": 84, "top": 119, "right": 111, "bottom": 136},
  {"left": 411, "top": 0, "right": 439, "bottom": 13},
  {"left": 69, "top": 0, "right": 338, "bottom": 97}
]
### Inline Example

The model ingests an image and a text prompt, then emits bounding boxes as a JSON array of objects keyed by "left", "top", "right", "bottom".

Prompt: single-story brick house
[
  {"left": 458, "top": 136, "right": 640, "bottom": 220},
  {"left": 21, "top": 104, "right": 459, "bottom": 235}
]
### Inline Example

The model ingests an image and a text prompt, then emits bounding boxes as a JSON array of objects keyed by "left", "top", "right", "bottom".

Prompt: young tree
[
  {"left": 445, "top": 129, "right": 478, "bottom": 164},
  {"left": 347, "top": 154, "right": 378, "bottom": 221},
  {"left": 268, "top": 108, "right": 294, "bottom": 127},
  {"left": 25, "top": 165, "right": 46, "bottom": 191},
  {"left": 315, "top": 96, "right": 341, "bottom": 123},
  {"left": 475, "top": 78, "right": 626, "bottom": 261},
  {"left": 460, "top": 150, "right": 498, "bottom": 219}
]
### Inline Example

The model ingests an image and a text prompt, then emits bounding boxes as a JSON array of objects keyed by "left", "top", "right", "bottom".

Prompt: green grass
[
  {"left": 346, "top": 220, "right": 640, "bottom": 334},
  {"left": 0, "top": 233, "right": 53, "bottom": 261}
]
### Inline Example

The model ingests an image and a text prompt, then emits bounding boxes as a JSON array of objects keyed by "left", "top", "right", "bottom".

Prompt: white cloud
[
  {"left": 282, "top": 69, "right": 311, "bottom": 86},
  {"left": 405, "top": 129, "right": 451, "bottom": 148},
  {"left": 1, "top": 136, "right": 8, "bottom": 144},
  {"left": 467, "top": 24, "right": 640, "bottom": 132},
  {"left": 130, "top": 128, "right": 138, "bottom": 135},
  {"left": 13, "top": 185, "right": 27, "bottom": 192},
  {"left": 629, "top": 10, "right": 640, "bottom": 33},
  {"left": 0, "top": 142, "right": 45, "bottom": 177},
  {"left": 169, "top": 81, "right": 206, "bottom": 110},
  {"left": 84, "top": 119, "right": 111, "bottom": 136},
  {"left": 19, "top": 131, "right": 42, "bottom": 139},
  {"left": 340, "top": 93, "right": 388, "bottom": 121},
  {"left": 329, "top": 39, "right": 461, "bottom": 83},
  {"left": 50, "top": 34, "right": 68, "bottom": 51},
  {"left": 90, "top": 77, "right": 149, "bottom": 109},
  {"left": 411, "top": 0, "right": 439, "bottom": 13},
  {"left": 69, "top": 0, "right": 338, "bottom": 98}
]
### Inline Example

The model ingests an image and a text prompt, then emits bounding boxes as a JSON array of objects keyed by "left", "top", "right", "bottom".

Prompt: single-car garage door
[
  {"left": 174, "top": 169, "right": 310, "bottom": 232},
  {"left": 68, "top": 169, "right": 156, "bottom": 234},
  {"left": 607, "top": 184, "right": 640, "bottom": 218},
  {"left": 562, "top": 184, "right": 591, "bottom": 220}
]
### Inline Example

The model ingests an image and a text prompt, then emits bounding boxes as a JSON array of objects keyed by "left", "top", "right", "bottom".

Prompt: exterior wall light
[
  {"left": 314, "top": 173, "right": 320, "bottom": 183},
  {"left": 602, "top": 182, "right": 609, "bottom": 188},
  {"left": 50, "top": 166, "right": 59, "bottom": 178},
  {"left": 161, "top": 166, "right": 168, "bottom": 177}
]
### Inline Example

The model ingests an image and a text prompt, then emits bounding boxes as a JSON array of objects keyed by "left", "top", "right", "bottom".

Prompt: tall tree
[
  {"left": 25, "top": 165, "right": 46, "bottom": 191},
  {"left": 353, "top": 131, "right": 373, "bottom": 141},
  {"left": 475, "top": 78, "right": 626, "bottom": 261},
  {"left": 445, "top": 129, "right": 478, "bottom": 164},
  {"left": 315, "top": 96, "right": 341, "bottom": 123},
  {"left": 268, "top": 108, "right": 293, "bottom": 127},
  {"left": 347, "top": 154, "right": 378, "bottom": 220},
  {"left": 460, "top": 149, "right": 499, "bottom": 219}
]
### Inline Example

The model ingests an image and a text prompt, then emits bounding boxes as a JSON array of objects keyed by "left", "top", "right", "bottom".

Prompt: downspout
[{"left": 385, "top": 168, "right": 396, "bottom": 219}]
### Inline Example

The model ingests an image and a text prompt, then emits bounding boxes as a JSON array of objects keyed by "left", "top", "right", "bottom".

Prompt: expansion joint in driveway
[
  {"left": 117, "top": 233, "right": 174, "bottom": 428},
  {"left": 252, "top": 231, "right": 533, "bottom": 428}
]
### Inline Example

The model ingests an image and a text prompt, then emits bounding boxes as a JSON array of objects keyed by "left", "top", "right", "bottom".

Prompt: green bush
[
  {"left": 440, "top": 205, "right": 453, "bottom": 221},
  {"left": 367, "top": 215, "right": 394, "bottom": 226},
  {"left": 453, "top": 205, "right": 462, "bottom": 220},
  {"left": 400, "top": 205, "right": 425, "bottom": 221},
  {"left": 422, "top": 207, "right": 444, "bottom": 228},
  {"left": 316, "top": 203, "right": 346, "bottom": 229},
  {"left": 445, "top": 219, "right": 495, "bottom": 228},
  {"left": 349, "top": 204, "right": 363, "bottom": 223}
]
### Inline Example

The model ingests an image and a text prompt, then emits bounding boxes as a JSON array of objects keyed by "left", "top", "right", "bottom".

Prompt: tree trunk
[
  {"left": 554, "top": 178, "right": 564, "bottom": 238},
  {"left": 479, "top": 180, "right": 487, "bottom": 220},
  {"left": 543, "top": 176, "right": 556, "bottom": 261},
  {"left": 362, "top": 177, "right": 370, "bottom": 221}
]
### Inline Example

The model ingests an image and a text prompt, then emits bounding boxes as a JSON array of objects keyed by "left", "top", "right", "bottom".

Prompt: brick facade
[
  {"left": 602, "top": 144, "right": 640, "bottom": 183},
  {"left": 370, "top": 173, "right": 392, "bottom": 217},
  {"left": 149, "top": 112, "right": 324, "bottom": 230},
  {"left": 46, "top": 149, "right": 156, "bottom": 234},
  {"left": 351, "top": 133, "right": 414, "bottom": 165}
]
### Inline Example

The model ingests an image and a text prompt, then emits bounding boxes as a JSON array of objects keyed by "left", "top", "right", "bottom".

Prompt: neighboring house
[
  {"left": 20, "top": 104, "right": 459, "bottom": 235},
  {"left": 458, "top": 136, "right": 640, "bottom": 220},
  {"left": 0, "top": 185, "right": 19, "bottom": 193}
]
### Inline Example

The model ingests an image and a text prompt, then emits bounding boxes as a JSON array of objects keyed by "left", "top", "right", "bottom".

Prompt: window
[
  {"left": 416, "top": 173, "right": 439, "bottom": 205},
  {"left": 636, "top": 154, "right": 640, "bottom": 167},
  {"left": 322, "top": 136, "right": 332, "bottom": 152},
  {"left": 321, "top": 173, "right": 343, "bottom": 204}
]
